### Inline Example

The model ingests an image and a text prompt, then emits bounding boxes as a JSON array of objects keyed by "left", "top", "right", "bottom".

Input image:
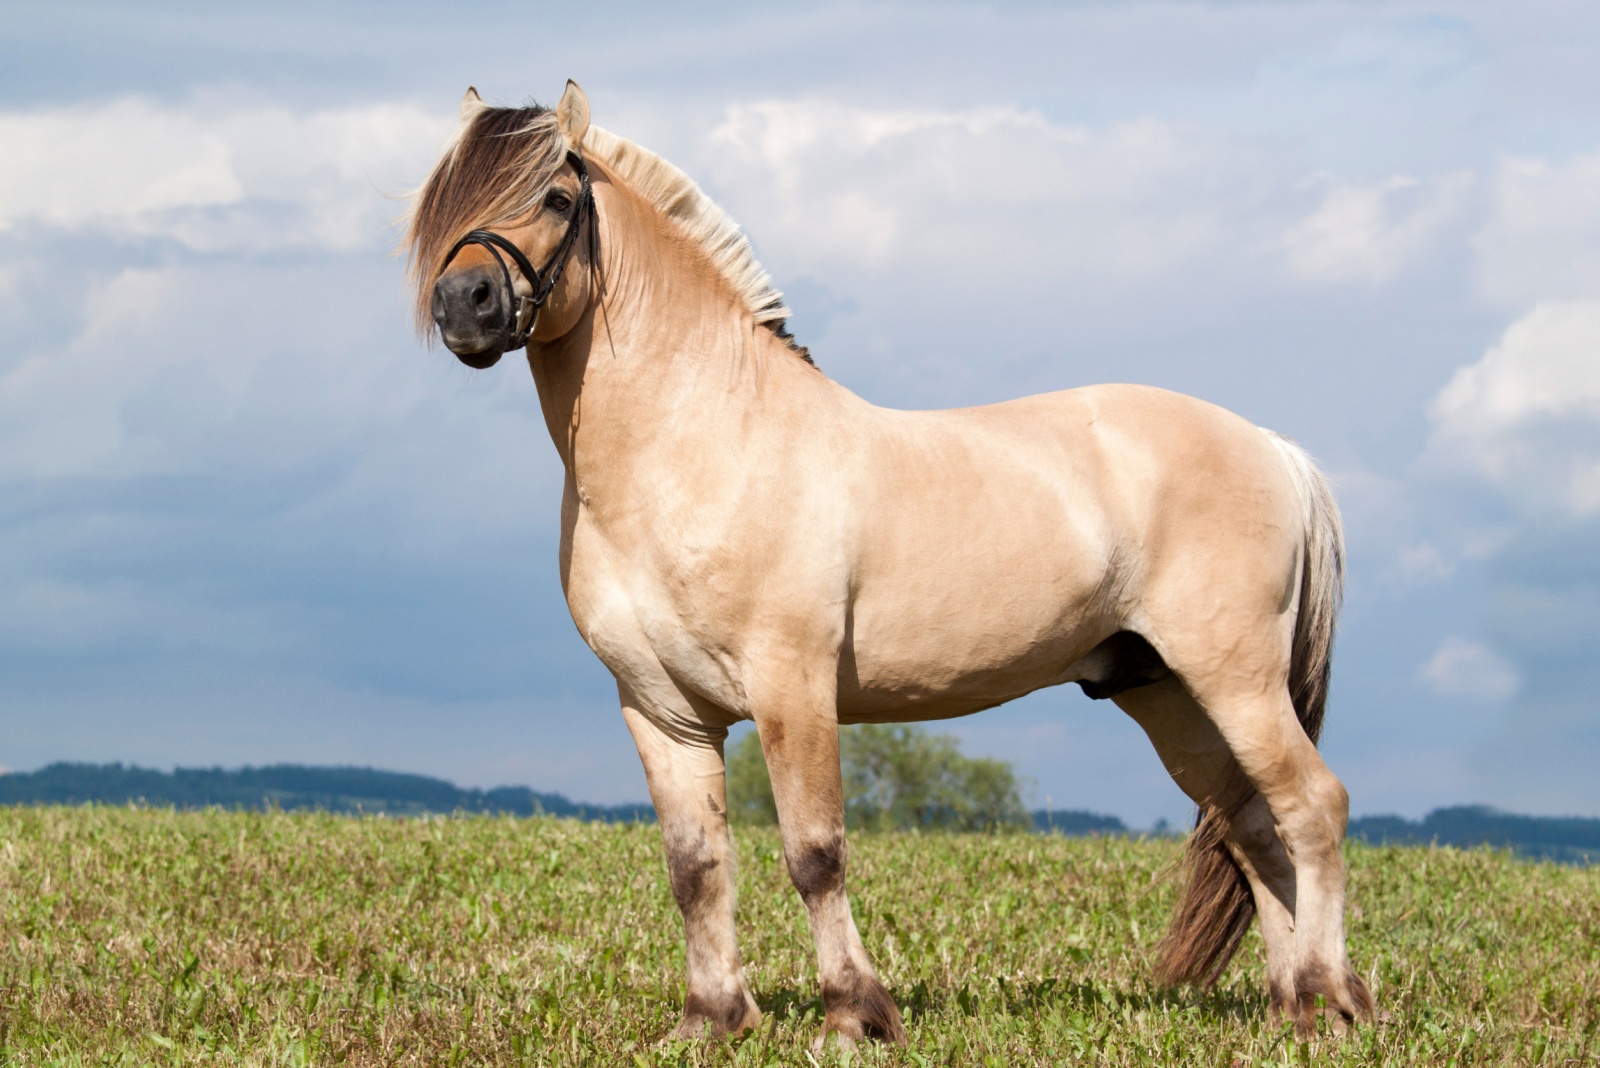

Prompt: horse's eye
[{"left": 545, "top": 191, "right": 572, "bottom": 213}]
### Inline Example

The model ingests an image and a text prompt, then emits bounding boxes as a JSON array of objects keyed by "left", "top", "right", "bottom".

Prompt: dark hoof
[
  {"left": 817, "top": 970, "right": 906, "bottom": 1047},
  {"left": 1292, "top": 965, "right": 1376, "bottom": 1038},
  {"left": 667, "top": 989, "right": 760, "bottom": 1042}
]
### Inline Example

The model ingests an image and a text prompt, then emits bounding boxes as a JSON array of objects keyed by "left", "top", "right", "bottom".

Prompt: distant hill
[
  {"left": 0, "top": 763, "right": 1133, "bottom": 836},
  {"left": 2, "top": 765, "right": 1593, "bottom": 862},
  {"left": 0, "top": 763, "right": 654, "bottom": 822},
  {"left": 1032, "top": 809, "right": 1127, "bottom": 835},
  {"left": 1349, "top": 806, "right": 1600, "bottom": 865}
]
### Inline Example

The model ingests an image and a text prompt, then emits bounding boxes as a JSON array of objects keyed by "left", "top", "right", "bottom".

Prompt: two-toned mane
[
  {"left": 406, "top": 91, "right": 809, "bottom": 362},
  {"left": 406, "top": 80, "right": 1375, "bottom": 1049}
]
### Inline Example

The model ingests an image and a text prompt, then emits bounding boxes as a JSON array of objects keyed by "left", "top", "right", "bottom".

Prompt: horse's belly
[
  {"left": 839, "top": 574, "right": 1107, "bottom": 721},
  {"left": 838, "top": 424, "right": 1116, "bottom": 720}
]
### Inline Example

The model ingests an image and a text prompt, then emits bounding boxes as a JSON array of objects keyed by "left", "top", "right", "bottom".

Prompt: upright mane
[{"left": 405, "top": 100, "right": 809, "bottom": 362}]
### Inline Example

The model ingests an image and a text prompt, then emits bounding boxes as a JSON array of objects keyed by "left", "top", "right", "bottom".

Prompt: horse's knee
[{"left": 786, "top": 833, "right": 846, "bottom": 903}]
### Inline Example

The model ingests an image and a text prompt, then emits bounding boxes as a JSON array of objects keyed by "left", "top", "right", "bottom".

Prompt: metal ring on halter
[{"left": 438, "top": 151, "right": 594, "bottom": 353}]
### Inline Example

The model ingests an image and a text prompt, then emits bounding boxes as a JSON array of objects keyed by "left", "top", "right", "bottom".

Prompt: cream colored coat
[{"left": 413, "top": 81, "right": 1374, "bottom": 1047}]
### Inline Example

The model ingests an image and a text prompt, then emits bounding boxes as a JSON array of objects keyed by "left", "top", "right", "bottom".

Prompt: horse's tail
[
  {"left": 1268, "top": 431, "right": 1344, "bottom": 748},
  {"left": 1156, "top": 430, "right": 1343, "bottom": 988}
]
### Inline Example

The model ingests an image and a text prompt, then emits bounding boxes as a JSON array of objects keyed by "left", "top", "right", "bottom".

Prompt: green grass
[{"left": 0, "top": 807, "right": 1595, "bottom": 1066}]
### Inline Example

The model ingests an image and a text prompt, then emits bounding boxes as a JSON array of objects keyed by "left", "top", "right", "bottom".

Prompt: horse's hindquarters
[{"left": 835, "top": 386, "right": 1284, "bottom": 723}]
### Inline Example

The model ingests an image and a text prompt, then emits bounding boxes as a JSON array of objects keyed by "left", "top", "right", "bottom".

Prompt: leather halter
[{"left": 438, "top": 151, "right": 594, "bottom": 353}]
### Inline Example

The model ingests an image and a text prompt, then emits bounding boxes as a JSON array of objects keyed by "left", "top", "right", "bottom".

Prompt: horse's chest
[{"left": 563, "top": 512, "right": 755, "bottom": 717}]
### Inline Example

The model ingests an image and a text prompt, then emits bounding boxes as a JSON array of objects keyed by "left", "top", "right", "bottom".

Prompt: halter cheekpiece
[{"left": 439, "top": 150, "right": 594, "bottom": 353}]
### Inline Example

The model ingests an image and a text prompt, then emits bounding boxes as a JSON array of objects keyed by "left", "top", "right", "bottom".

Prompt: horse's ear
[
  {"left": 556, "top": 80, "right": 590, "bottom": 148},
  {"left": 460, "top": 86, "right": 484, "bottom": 123}
]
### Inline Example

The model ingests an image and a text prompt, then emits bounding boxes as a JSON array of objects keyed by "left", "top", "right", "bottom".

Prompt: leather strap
[{"left": 439, "top": 151, "right": 593, "bottom": 352}]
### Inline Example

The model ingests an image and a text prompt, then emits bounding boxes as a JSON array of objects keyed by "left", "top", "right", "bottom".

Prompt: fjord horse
[{"left": 407, "top": 81, "right": 1374, "bottom": 1046}]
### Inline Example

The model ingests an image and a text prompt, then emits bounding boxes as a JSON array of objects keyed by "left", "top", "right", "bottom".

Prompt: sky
[{"left": 1, "top": 1, "right": 1598, "bottom": 827}]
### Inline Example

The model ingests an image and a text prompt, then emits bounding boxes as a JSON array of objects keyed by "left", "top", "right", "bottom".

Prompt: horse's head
[{"left": 406, "top": 81, "right": 596, "bottom": 368}]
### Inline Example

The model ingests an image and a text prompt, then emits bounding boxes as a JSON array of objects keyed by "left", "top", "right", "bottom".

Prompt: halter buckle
[{"left": 513, "top": 295, "right": 537, "bottom": 341}]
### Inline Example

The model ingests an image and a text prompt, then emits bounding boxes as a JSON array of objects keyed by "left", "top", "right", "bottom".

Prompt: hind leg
[
  {"left": 1183, "top": 680, "right": 1372, "bottom": 1034},
  {"left": 1116, "top": 679, "right": 1298, "bottom": 1016}
]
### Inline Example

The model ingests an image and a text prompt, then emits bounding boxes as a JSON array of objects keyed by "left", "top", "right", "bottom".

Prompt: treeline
[{"left": 0, "top": 763, "right": 653, "bottom": 822}]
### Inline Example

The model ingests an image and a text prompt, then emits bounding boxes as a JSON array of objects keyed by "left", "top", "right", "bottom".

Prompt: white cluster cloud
[
  {"left": 0, "top": 92, "right": 1479, "bottom": 302},
  {"left": 1416, "top": 637, "right": 1520, "bottom": 702},
  {"left": 0, "top": 95, "right": 556, "bottom": 555},
  {"left": 1283, "top": 172, "right": 1472, "bottom": 285},
  {"left": 0, "top": 255, "right": 556, "bottom": 561},
  {"left": 1475, "top": 149, "right": 1600, "bottom": 307},
  {"left": 0, "top": 97, "right": 453, "bottom": 252},
  {"left": 1428, "top": 301, "right": 1600, "bottom": 517},
  {"left": 681, "top": 97, "right": 1485, "bottom": 333},
  {"left": 701, "top": 99, "right": 1290, "bottom": 292},
  {"left": 1419, "top": 150, "right": 1600, "bottom": 523}
]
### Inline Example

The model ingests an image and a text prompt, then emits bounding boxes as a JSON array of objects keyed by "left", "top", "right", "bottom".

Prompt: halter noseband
[{"left": 438, "top": 151, "right": 594, "bottom": 353}]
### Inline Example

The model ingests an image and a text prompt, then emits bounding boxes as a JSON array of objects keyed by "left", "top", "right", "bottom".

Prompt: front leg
[
  {"left": 620, "top": 685, "right": 760, "bottom": 1040},
  {"left": 757, "top": 686, "right": 907, "bottom": 1047}
]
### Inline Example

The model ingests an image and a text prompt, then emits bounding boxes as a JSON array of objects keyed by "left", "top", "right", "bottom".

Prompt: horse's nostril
[{"left": 472, "top": 280, "right": 492, "bottom": 307}]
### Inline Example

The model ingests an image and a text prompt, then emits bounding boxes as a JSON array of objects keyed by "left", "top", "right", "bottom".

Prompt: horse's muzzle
[{"left": 431, "top": 265, "right": 509, "bottom": 368}]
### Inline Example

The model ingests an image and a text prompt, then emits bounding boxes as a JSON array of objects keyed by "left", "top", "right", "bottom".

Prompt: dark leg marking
[
  {"left": 761, "top": 719, "right": 785, "bottom": 750},
  {"left": 1295, "top": 960, "right": 1376, "bottom": 1035},
  {"left": 667, "top": 836, "right": 718, "bottom": 917},
  {"left": 1268, "top": 976, "right": 1295, "bottom": 1019},
  {"left": 787, "top": 836, "right": 845, "bottom": 902},
  {"left": 1294, "top": 960, "right": 1332, "bottom": 1024}
]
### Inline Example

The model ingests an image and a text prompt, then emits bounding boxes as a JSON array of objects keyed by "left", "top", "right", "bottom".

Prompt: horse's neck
[{"left": 531, "top": 185, "right": 811, "bottom": 484}]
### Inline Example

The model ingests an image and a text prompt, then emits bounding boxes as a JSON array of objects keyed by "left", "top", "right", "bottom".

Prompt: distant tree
[
  {"left": 723, "top": 724, "right": 1028, "bottom": 832},
  {"left": 724, "top": 734, "right": 782, "bottom": 826}
]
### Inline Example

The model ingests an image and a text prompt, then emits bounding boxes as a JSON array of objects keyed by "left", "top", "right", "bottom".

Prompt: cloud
[
  {"left": 1475, "top": 149, "right": 1600, "bottom": 307},
  {"left": 699, "top": 99, "right": 1281, "bottom": 293},
  {"left": 1426, "top": 300, "right": 1600, "bottom": 517},
  {"left": 0, "top": 97, "right": 452, "bottom": 252},
  {"left": 1416, "top": 637, "right": 1520, "bottom": 701},
  {"left": 0, "top": 99, "right": 239, "bottom": 231},
  {"left": 1282, "top": 172, "right": 1472, "bottom": 284},
  {"left": 0, "top": 255, "right": 559, "bottom": 558}
]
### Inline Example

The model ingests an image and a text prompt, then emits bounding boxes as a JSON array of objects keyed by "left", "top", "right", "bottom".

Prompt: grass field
[{"left": 0, "top": 807, "right": 1595, "bottom": 1066}]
